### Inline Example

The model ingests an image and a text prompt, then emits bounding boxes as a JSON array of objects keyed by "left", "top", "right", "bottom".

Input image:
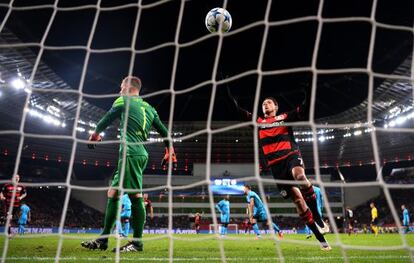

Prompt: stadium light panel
[
  {"left": 395, "top": 116, "right": 406, "bottom": 125},
  {"left": 11, "top": 78, "right": 25, "bottom": 90},
  {"left": 353, "top": 130, "right": 362, "bottom": 136}
]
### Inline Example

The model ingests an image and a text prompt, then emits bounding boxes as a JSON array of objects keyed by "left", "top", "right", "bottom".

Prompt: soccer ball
[{"left": 205, "top": 8, "right": 232, "bottom": 33}]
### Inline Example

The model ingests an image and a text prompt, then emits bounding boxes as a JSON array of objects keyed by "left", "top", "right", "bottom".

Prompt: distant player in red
[
  {"left": 0, "top": 174, "right": 27, "bottom": 235},
  {"left": 229, "top": 89, "right": 330, "bottom": 250},
  {"left": 194, "top": 213, "right": 202, "bottom": 234},
  {"left": 243, "top": 218, "right": 251, "bottom": 234},
  {"left": 143, "top": 193, "right": 153, "bottom": 228}
]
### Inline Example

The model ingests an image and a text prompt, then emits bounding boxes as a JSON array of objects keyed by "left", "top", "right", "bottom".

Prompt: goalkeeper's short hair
[{"left": 123, "top": 76, "right": 142, "bottom": 91}]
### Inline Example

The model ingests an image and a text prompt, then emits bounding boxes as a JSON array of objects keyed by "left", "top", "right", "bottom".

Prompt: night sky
[{"left": 1, "top": 0, "right": 413, "bottom": 122}]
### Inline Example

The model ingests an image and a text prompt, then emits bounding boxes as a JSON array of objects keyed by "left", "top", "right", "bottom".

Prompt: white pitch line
[{"left": 3, "top": 255, "right": 411, "bottom": 262}]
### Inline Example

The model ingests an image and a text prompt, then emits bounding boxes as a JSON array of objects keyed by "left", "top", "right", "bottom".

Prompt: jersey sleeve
[
  {"left": 95, "top": 97, "right": 124, "bottom": 134},
  {"left": 248, "top": 192, "right": 254, "bottom": 203},
  {"left": 284, "top": 106, "right": 305, "bottom": 122},
  {"left": 151, "top": 108, "right": 170, "bottom": 147}
]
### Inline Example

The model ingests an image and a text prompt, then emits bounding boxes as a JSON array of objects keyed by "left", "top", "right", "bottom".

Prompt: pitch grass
[{"left": 1, "top": 233, "right": 414, "bottom": 262}]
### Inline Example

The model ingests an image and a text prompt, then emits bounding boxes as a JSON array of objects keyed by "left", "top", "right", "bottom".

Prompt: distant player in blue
[
  {"left": 115, "top": 194, "right": 132, "bottom": 237},
  {"left": 305, "top": 186, "right": 325, "bottom": 239},
  {"left": 215, "top": 196, "right": 230, "bottom": 237},
  {"left": 401, "top": 204, "right": 410, "bottom": 234},
  {"left": 244, "top": 185, "right": 283, "bottom": 239},
  {"left": 18, "top": 202, "right": 30, "bottom": 235}
]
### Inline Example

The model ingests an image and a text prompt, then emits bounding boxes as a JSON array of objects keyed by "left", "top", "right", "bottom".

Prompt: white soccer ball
[{"left": 205, "top": 7, "right": 232, "bottom": 33}]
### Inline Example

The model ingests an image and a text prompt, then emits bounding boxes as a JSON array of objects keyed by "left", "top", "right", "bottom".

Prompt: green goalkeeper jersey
[{"left": 95, "top": 96, "right": 169, "bottom": 157}]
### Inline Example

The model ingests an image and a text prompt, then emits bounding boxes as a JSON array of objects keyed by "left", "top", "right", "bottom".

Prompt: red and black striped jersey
[
  {"left": 230, "top": 89, "right": 308, "bottom": 167},
  {"left": 194, "top": 215, "right": 201, "bottom": 224},
  {"left": 257, "top": 107, "right": 303, "bottom": 166},
  {"left": 1, "top": 183, "right": 26, "bottom": 208}
]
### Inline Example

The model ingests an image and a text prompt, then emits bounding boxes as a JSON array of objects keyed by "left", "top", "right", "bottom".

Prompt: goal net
[{"left": 0, "top": 0, "right": 413, "bottom": 262}]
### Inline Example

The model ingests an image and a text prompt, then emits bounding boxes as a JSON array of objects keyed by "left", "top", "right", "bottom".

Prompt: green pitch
[{"left": 1, "top": 234, "right": 414, "bottom": 262}]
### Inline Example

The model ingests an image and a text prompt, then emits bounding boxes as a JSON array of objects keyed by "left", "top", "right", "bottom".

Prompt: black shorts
[
  {"left": 371, "top": 218, "right": 378, "bottom": 226},
  {"left": 270, "top": 153, "right": 303, "bottom": 199},
  {"left": 348, "top": 219, "right": 354, "bottom": 228}
]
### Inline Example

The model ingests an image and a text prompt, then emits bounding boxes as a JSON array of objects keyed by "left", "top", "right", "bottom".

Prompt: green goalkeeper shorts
[{"left": 111, "top": 155, "right": 148, "bottom": 193}]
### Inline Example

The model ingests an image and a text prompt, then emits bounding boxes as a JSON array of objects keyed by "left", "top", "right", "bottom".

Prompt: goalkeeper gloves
[
  {"left": 161, "top": 147, "right": 177, "bottom": 168},
  {"left": 87, "top": 132, "right": 102, "bottom": 149}
]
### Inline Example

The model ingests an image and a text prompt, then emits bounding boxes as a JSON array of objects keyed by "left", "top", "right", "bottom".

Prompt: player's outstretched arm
[
  {"left": 248, "top": 198, "right": 255, "bottom": 223},
  {"left": 226, "top": 87, "right": 252, "bottom": 121},
  {"left": 20, "top": 188, "right": 27, "bottom": 201},
  {"left": 285, "top": 89, "right": 309, "bottom": 121},
  {"left": 152, "top": 110, "right": 178, "bottom": 168},
  {"left": 88, "top": 97, "right": 123, "bottom": 149}
]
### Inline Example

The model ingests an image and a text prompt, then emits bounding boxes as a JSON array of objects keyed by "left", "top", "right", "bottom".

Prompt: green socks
[
  {"left": 100, "top": 196, "right": 146, "bottom": 246},
  {"left": 101, "top": 197, "right": 120, "bottom": 236},
  {"left": 130, "top": 197, "right": 146, "bottom": 243}
]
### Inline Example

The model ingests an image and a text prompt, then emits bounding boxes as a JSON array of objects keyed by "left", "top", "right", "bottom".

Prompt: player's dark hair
[
  {"left": 244, "top": 185, "right": 251, "bottom": 190},
  {"left": 263, "top": 97, "right": 278, "bottom": 106}
]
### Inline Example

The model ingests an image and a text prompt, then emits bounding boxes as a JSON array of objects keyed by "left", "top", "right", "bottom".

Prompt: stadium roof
[{"left": 0, "top": 0, "right": 413, "bottom": 168}]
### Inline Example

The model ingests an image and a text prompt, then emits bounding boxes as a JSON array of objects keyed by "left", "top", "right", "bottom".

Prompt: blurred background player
[
  {"left": 401, "top": 204, "right": 410, "bottom": 234},
  {"left": 228, "top": 89, "right": 331, "bottom": 251},
  {"left": 345, "top": 206, "right": 355, "bottom": 236},
  {"left": 0, "top": 174, "right": 27, "bottom": 236},
  {"left": 304, "top": 186, "right": 324, "bottom": 239},
  {"left": 81, "top": 76, "right": 177, "bottom": 253},
  {"left": 194, "top": 212, "right": 202, "bottom": 234},
  {"left": 18, "top": 201, "right": 30, "bottom": 235},
  {"left": 215, "top": 195, "right": 230, "bottom": 237},
  {"left": 243, "top": 217, "right": 252, "bottom": 234},
  {"left": 115, "top": 193, "right": 132, "bottom": 238},
  {"left": 370, "top": 202, "right": 378, "bottom": 236},
  {"left": 244, "top": 185, "right": 283, "bottom": 240},
  {"left": 144, "top": 193, "right": 153, "bottom": 229}
]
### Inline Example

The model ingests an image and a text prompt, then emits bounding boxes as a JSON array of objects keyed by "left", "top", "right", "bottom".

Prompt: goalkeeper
[
  {"left": 228, "top": 88, "right": 330, "bottom": 251},
  {"left": 81, "top": 76, "right": 177, "bottom": 253}
]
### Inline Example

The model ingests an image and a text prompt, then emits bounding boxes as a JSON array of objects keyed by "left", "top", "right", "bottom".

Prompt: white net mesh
[{"left": 0, "top": 0, "right": 413, "bottom": 262}]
